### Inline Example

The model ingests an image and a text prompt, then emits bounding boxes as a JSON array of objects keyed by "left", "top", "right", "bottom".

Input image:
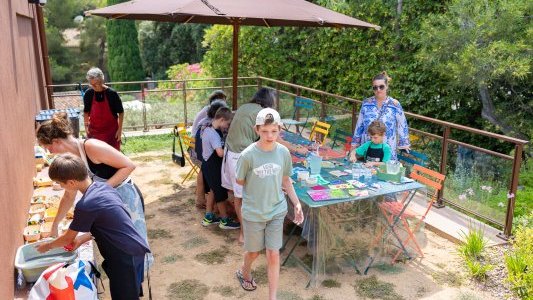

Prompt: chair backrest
[
  {"left": 398, "top": 149, "right": 428, "bottom": 167},
  {"left": 309, "top": 120, "right": 331, "bottom": 144},
  {"left": 291, "top": 97, "right": 314, "bottom": 121},
  {"left": 409, "top": 164, "right": 446, "bottom": 217},
  {"left": 331, "top": 129, "right": 353, "bottom": 150}
]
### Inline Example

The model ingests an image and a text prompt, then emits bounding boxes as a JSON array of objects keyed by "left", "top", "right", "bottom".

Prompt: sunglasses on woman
[{"left": 372, "top": 85, "right": 386, "bottom": 91}]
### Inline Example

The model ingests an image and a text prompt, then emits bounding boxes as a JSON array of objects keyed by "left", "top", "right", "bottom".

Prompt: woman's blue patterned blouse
[{"left": 352, "top": 96, "right": 410, "bottom": 160}]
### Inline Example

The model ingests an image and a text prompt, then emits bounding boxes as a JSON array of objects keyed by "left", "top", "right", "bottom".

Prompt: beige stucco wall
[{"left": 0, "top": 0, "right": 47, "bottom": 298}]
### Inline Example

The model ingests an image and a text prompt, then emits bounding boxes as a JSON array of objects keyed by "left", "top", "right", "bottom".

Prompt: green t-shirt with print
[
  {"left": 236, "top": 142, "right": 292, "bottom": 222},
  {"left": 226, "top": 103, "right": 262, "bottom": 153}
]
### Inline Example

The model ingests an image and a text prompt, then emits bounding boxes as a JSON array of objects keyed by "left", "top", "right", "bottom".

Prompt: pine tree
[{"left": 105, "top": 0, "right": 144, "bottom": 90}]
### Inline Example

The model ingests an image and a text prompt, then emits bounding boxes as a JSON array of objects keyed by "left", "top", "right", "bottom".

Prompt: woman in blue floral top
[{"left": 350, "top": 72, "right": 410, "bottom": 161}]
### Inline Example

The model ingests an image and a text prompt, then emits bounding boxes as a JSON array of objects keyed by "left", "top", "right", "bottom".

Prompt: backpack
[{"left": 195, "top": 127, "right": 205, "bottom": 164}]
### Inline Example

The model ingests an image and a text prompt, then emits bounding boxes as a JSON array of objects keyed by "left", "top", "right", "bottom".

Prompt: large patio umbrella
[{"left": 87, "top": 0, "right": 380, "bottom": 109}]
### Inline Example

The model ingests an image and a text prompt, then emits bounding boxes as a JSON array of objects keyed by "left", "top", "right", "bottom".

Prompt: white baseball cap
[{"left": 255, "top": 108, "right": 283, "bottom": 126}]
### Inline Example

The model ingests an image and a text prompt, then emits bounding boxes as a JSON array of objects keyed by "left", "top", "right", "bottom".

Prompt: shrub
[
  {"left": 458, "top": 227, "right": 487, "bottom": 260},
  {"left": 505, "top": 218, "right": 533, "bottom": 299},
  {"left": 465, "top": 258, "right": 493, "bottom": 280}
]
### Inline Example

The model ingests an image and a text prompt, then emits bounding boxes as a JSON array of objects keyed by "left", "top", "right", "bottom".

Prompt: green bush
[
  {"left": 458, "top": 228, "right": 487, "bottom": 260},
  {"left": 465, "top": 259, "right": 493, "bottom": 280},
  {"left": 505, "top": 217, "right": 533, "bottom": 299}
]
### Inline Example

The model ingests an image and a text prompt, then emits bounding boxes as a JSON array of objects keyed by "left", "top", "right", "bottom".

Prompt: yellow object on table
[
  {"left": 44, "top": 207, "right": 58, "bottom": 222},
  {"left": 33, "top": 177, "right": 53, "bottom": 187}
]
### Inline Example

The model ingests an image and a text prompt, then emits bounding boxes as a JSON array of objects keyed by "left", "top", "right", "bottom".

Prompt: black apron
[
  {"left": 365, "top": 144, "right": 385, "bottom": 162},
  {"left": 200, "top": 128, "right": 228, "bottom": 202}
]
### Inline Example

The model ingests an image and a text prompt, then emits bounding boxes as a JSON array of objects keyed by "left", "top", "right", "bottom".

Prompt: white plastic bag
[{"left": 29, "top": 260, "right": 98, "bottom": 300}]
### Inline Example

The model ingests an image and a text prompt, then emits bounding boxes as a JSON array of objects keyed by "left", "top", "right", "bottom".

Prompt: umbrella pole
[{"left": 232, "top": 22, "right": 240, "bottom": 110}]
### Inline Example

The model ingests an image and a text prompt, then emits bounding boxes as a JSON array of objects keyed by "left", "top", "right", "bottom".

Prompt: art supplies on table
[
  {"left": 328, "top": 183, "right": 353, "bottom": 190},
  {"left": 307, "top": 188, "right": 350, "bottom": 201},
  {"left": 347, "top": 189, "right": 369, "bottom": 197},
  {"left": 329, "top": 170, "right": 349, "bottom": 177},
  {"left": 346, "top": 180, "right": 367, "bottom": 189}
]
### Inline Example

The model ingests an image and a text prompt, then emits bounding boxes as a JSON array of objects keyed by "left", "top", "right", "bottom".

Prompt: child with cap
[{"left": 235, "top": 108, "right": 304, "bottom": 298}]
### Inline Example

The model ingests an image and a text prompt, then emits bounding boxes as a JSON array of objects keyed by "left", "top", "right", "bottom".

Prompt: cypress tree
[{"left": 106, "top": 0, "right": 144, "bottom": 90}]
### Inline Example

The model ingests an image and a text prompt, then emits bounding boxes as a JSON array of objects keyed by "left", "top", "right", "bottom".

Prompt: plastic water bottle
[
  {"left": 352, "top": 163, "right": 361, "bottom": 180},
  {"left": 363, "top": 168, "right": 372, "bottom": 183}
]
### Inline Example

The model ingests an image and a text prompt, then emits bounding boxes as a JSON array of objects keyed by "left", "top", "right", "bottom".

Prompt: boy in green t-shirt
[
  {"left": 350, "top": 120, "right": 392, "bottom": 166},
  {"left": 235, "top": 108, "right": 304, "bottom": 298}
]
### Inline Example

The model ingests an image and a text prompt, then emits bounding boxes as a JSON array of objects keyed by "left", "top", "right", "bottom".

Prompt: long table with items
[{"left": 283, "top": 148, "right": 426, "bottom": 288}]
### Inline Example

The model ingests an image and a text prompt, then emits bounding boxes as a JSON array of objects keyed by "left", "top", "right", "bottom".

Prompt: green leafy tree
[
  {"left": 139, "top": 22, "right": 208, "bottom": 79},
  {"left": 417, "top": 0, "right": 532, "bottom": 142},
  {"left": 79, "top": 0, "right": 107, "bottom": 74},
  {"left": 106, "top": 0, "right": 144, "bottom": 89}
]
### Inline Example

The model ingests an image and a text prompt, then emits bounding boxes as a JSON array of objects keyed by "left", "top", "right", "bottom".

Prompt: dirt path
[{"left": 96, "top": 151, "right": 503, "bottom": 300}]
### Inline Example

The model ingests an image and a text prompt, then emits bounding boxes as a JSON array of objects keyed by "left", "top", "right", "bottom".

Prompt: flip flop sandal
[{"left": 236, "top": 270, "right": 257, "bottom": 291}]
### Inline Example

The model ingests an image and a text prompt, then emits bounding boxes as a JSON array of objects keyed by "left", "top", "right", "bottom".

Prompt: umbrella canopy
[{"left": 87, "top": 0, "right": 380, "bottom": 108}]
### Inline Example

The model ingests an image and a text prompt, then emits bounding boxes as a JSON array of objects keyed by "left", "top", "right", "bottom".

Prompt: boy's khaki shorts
[{"left": 243, "top": 212, "right": 287, "bottom": 252}]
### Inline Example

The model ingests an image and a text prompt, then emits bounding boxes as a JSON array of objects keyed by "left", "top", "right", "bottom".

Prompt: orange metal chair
[
  {"left": 375, "top": 165, "right": 446, "bottom": 262},
  {"left": 308, "top": 120, "right": 331, "bottom": 145},
  {"left": 177, "top": 127, "right": 200, "bottom": 184}
]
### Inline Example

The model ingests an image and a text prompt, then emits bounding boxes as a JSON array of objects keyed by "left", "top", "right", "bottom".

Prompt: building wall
[{"left": 0, "top": 0, "right": 47, "bottom": 298}]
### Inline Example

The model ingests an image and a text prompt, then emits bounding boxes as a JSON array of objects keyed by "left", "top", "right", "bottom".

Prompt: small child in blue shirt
[
  {"left": 200, "top": 106, "right": 240, "bottom": 229},
  {"left": 36, "top": 153, "right": 150, "bottom": 299},
  {"left": 351, "top": 120, "right": 392, "bottom": 166}
]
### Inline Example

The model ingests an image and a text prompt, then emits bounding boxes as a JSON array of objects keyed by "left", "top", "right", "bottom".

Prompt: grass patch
[
  {"left": 456, "top": 291, "right": 482, "bottom": 300},
  {"left": 181, "top": 236, "right": 209, "bottom": 249},
  {"left": 277, "top": 290, "right": 303, "bottom": 300},
  {"left": 148, "top": 229, "right": 173, "bottom": 239},
  {"left": 195, "top": 246, "right": 228, "bottom": 264},
  {"left": 166, "top": 279, "right": 209, "bottom": 300},
  {"left": 354, "top": 275, "right": 404, "bottom": 300},
  {"left": 132, "top": 154, "right": 172, "bottom": 163},
  {"left": 148, "top": 177, "right": 174, "bottom": 186},
  {"left": 161, "top": 254, "right": 183, "bottom": 264},
  {"left": 159, "top": 203, "right": 190, "bottom": 216},
  {"left": 431, "top": 269, "right": 463, "bottom": 287},
  {"left": 458, "top": 228, "right": 487, "bottom": 260},
  {"left": 374, "top": 263, "right": 405, "bottom": 274},
  {"left": 122, "top": 134, "right": 173, "bottom": 155},
  {"left": 253, "top": 265, "right": 268, "bottom": 285},
  {"left": 209, "top": 227, "right": 237, "bottom": 243},
  {"left": 212, "top": 285, "right": 235, "bottom": 297},
  {"left": 321, "top": 279, "right": 341, "bottom": 288},
  {"left": 159, "top": 194, "right": 178, "bottom": 203}
]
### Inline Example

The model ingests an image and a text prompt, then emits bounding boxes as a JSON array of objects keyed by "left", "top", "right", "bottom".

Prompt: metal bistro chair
[
  {"left": 177, "top": 127, "right": 200, "bottom": 184},
  {"left": 374, "top": 165, "right": 446, "bottom": 263},
  {"left": 308, "top": 120, "right": 331, "bottom": 145},
  {"left": 330, "top": 129, "right": 353, "bottom": 157},
  {"left": 281, "top": 96, "right": 314, "bottom": 135}
]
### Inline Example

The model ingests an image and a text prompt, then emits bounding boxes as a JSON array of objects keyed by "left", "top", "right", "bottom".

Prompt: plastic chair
[
  {"left": 375, "top": 165, "right": 445, "bottom": 262},
  {"left": 308, "top": 120, "right": 331, "bottom": 144},
  {"left": 177, "top": 127, "right": 200, "bottom": 184},
  {"left": 281, "top": 96, "right": 314, "bottom": 135}
]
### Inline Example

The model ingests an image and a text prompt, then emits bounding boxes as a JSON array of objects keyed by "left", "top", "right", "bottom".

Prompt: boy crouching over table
[
  {"left": 235, "top": 108, "right": 304, "bottom": 299},
  {"left": 36, "top": 153, "right": 150, "bottom": 300}
]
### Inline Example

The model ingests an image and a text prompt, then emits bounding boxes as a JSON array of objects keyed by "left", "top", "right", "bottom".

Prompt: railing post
[
  {"left": 141, "top": 82, "right": 148, "bottom": 132},
  {"left": 182, "top": 80, "right": 188, "bottom": 125},
  {"left": 275, "top": 82, "right": 280, "bottom": 109},
  {"left": 320, "top": 94, "right": 326, "bottom": 121},
  {"left": 498, "top": 143, "right": 523, "bottom": 239},
  {"left": 435, "top": 126, "right": 450, "bottom": 208},
  {"left": 351, "top": 101, "right": 357, "bottom": 133}
]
